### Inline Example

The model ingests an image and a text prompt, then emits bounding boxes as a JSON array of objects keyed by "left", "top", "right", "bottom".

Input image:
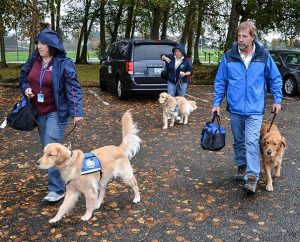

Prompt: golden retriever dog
[
  {"left": 158, "top": 92, "right": 197, "bottom": 129},
  {"left": 260, "top": 123, "right": 286, "bottom": 192},
  {"left": 37, "top": 110, "right": 141, "bottom": 223}
]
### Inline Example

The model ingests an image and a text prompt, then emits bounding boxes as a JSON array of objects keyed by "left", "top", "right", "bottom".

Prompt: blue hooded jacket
[
  {"left": 163, "top": 44, "right": 193, "bottom": 83},
  {"left": 19, "top": 29, "right": 83, "bottom": 122},
  {"left": 213, "top": 41, "right": 282, "bottom": 115}
]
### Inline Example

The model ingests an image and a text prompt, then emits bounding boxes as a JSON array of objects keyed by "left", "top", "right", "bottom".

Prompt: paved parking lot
[{"left": 0, "top": 85, "right": 299, "bottom": 241}]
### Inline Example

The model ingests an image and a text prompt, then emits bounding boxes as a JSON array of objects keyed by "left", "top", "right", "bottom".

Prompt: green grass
[
  {"left": 0, "top": 63, "right": 100, "bottom": 86},
  {"left": 5, "top": 51, "right": 99, "bottom": 62},
  {"left": 0, "top": 62, "right": 216, "bottom": 86}
]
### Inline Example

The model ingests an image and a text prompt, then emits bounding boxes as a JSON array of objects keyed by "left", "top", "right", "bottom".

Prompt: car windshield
[
  {"left": 282, "top": 53, "right": 300, "bottom": 65},
  {"left": 134, "top": 44, "right": 175, "bottom": 61}
]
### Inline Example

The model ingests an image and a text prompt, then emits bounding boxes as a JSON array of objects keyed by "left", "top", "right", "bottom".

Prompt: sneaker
[
  {"left": 243, "top": 175, "right": 257, "bottom": 193},
  {"left": 42, "top": 192, "right": 65, "bottom": 202},
  {"left": 234, "top": 164, "right": 246, "bottom": 181}
]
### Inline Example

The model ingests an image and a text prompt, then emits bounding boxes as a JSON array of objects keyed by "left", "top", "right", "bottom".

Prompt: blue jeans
[
  {"left": 167, "top": 81, "right": 188, "bottom": 97},
  {"left": 37, "top": 112, "right": 69, "bottom": 194},
  {"left": 230, "top": 113, "right": 263, "bottom": 180}
]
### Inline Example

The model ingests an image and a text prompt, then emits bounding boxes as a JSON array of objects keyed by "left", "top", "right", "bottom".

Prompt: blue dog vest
[{"left": 81, "top": 152, "right": 101, "bottom": 175}]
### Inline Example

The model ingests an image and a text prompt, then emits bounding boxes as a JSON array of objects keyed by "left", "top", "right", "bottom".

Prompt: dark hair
[{"left": 49, "top": 46, "right": 57, "bottom": 56}]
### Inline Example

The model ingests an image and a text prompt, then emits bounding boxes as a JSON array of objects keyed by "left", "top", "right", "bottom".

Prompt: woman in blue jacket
[
  {"left": 161, "top": 44, "right": 193, "bottom": 96},
  {"left": 19, "top": 29, "right": 84, "bottom": 202}
]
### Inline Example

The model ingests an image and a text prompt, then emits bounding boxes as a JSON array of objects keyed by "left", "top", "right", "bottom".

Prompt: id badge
[{"left": 37, "top": 93, "right": 44, "bottom": 103}]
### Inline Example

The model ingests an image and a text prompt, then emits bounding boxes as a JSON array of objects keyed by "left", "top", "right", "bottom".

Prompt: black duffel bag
[
  {"left": 7, "top": 97, "right": 37, "bottom": 131},
  {"left": 200, "top": 111, "right": 226, "bottom": 151}
]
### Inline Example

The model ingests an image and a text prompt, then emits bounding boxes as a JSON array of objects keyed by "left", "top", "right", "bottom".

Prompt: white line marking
[
  {"left": 88, "top": 90, "right": 110, "bottom": 105},
  {"left": 185, "top": 93, "right": 210, "bottom": 103}
]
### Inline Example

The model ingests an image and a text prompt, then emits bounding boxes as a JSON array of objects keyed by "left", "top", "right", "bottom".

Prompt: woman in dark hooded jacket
[
  {"left": 19, "top": 29, "right": 83, "bottom": 202},
  {"left": 161, "top": 44, "right": 193, "bottom": 96}
]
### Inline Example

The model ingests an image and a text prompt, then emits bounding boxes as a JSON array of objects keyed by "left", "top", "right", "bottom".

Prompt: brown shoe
[
  {"left": 234, "top": 164, "right": 246, "bottom": 181},
  {"left": 243, "top": 175, "right": 257, "bottom": 193}
]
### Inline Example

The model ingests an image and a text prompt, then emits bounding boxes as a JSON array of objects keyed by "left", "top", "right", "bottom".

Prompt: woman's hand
[
  {"left": 179, "top": 71, "right": 186, "bottom": 77},
  {"left": 161, "top": 55, "right": 171, "bottom": 63},
  {"left": 25, "top": 88, "right": 35, "bottom": 98}
]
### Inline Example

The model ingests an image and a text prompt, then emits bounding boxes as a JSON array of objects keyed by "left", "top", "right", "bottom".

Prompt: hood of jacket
[
  {"left": 35, "top": 29, "right": 65, "bottom": 55},
  {"left": 172, "top": 44, "right": 186, "bottom": 56}
]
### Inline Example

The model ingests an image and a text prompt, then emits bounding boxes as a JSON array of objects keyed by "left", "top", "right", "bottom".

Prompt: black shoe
[
  {"left": 243, "top": 175, "right": 257, "bottom": 193},
  {"left": 234, "top": 164, "right": 246, "bottom": 181}
]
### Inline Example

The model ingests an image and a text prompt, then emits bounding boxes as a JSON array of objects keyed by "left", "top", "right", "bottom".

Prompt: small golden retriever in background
[
  {"left": 158, "top": 92, "right": 197, "bottom": 129},
  {"left": 260, "top": 123, "right": 286, "bottom": 192},
  {"left": 37, "top": 110, "right": 141, "bottom": 223}
]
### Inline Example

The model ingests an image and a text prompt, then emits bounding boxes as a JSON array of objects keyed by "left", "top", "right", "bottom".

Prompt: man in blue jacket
[{"left": 212, "top": 22, "right": 282, "bottom": 193}]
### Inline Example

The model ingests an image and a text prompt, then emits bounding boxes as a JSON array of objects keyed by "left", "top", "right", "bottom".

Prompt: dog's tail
[
  {"left": 188, "top": 100, "right": 197, "bottom": 111},
  {"left": 120, "top": 110, "right": 141, "bottom": 159}
]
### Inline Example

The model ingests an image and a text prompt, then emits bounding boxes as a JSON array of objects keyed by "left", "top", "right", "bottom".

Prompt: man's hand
[
  {"left": 212, "top": 106, "right": 220, "bottom": 115},
  {"left": 73, "top": 117, "right": 83, "bottom": 125},
  {"left": 272, "top": 103, "right": 281, "bottom": 113}
]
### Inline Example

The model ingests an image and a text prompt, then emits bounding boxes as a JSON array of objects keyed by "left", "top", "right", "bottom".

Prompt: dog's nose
[
  {"left": 36, "top": 159, "right": 40, "bottom": 165},
  {"left": 267, "top": 150, "right": 272, "bottom": 155}
]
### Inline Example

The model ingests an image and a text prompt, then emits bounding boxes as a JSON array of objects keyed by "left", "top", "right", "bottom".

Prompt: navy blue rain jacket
[
  {"left": 213, "top": 41, "right": 282, "bottom": 115},
  {"left": 163, "top": 44, "right": 193, "bottom": 83},
  {"left": 19, "top": 29, "right": 83, "bottom": 122}
]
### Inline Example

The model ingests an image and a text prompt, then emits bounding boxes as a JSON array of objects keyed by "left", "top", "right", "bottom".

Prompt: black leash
[{"left": 267, "top": 112, "right": 277, "bottom": 133}]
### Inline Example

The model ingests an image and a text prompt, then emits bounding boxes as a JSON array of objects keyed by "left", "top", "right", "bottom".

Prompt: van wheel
[
  {"left": 117, "top": 80, "right": 128, "bottom": 100},
  {"left": 100, "top": 77, "right": 107, "bottom": 91},
  {"left": 283, "top": 76, "right": 297, "bottom": 96}
]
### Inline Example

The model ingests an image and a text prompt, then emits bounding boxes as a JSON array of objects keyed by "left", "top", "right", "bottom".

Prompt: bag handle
[{"left": 211, "top": 111, "right": 221, "bottom": 125}]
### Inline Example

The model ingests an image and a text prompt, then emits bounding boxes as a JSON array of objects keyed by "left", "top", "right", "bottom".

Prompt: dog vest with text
[{"left": 81, "top": 152, "right": 101, "bottom": 175}]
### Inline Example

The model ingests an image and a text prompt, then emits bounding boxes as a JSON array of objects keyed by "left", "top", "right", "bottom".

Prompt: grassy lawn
[{"left": 0, "top": 62, "right": 216, "bottom": 86}]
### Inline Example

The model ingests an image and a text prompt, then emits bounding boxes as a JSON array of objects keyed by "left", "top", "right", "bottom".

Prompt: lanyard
[{"left": 39, "top": 62, "right": 49, "bottom": 93}]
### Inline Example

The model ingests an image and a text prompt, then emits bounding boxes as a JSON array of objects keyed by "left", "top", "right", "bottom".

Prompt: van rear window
[{"left": 134, "top": 44, "right": 175, "bottom": 61}]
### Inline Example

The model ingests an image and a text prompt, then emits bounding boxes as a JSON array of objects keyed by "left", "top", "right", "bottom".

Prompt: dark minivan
[{"left": 99, "top": 39, "right": 177, "bottom": 99}]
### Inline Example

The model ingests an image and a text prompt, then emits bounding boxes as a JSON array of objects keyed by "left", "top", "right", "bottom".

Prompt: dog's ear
[
  {"left": 56, "top": 146, "right": 69, "bottom": 166},
  {"left": 281, "top": 136, "right": 287, "bottom": 149}
]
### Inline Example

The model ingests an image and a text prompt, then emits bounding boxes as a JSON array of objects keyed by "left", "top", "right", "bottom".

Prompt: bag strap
[{"left": 211, "top": 111, "right": 222, "bottom": 132}]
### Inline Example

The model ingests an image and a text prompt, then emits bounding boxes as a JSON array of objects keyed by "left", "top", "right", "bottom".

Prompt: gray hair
[{"left": 236, "top": 22, "right": 257, "bottom": 39}]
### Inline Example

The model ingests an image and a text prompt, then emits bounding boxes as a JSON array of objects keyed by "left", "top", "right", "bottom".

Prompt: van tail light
[{"left": 126, "top": 61, "right": 134, "bottom": 75}]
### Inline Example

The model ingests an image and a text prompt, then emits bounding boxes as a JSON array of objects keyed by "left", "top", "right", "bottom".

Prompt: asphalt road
[{"left": 0, "top": 85, "right": 299, "bottom": 242}]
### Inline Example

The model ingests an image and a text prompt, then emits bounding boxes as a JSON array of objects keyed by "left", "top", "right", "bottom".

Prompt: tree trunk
[
  {"left": 0, "top": 13, "right": 7, "bottom": 68},
  {"left": 99, "top": 0, "right": 106, "bottom": 56},
  {"left": 224, "top": 0, "right": 241, "bottom": 51},
  {"left": 150, "top": 5, "right": 161, "bottom": 39},
  {"left": 29, "top": 0, "right": 38, "bottom": 55},
  {"left": 111, "top": 2, "right": 124, "bottom": 43},
  {"left": 125, "top": 0, "right": 135, "bottom": 38},
  {"left": 56, "top": 0, "right": 62, "bottom": 34},
  {"left": 187, "top": 20, "right": 195, "bottom": 59},
  {"left": 50, "top": 0, "right": 55, "bottom": 30},
  {"left": 180, "top": 0, "right": 194, "bottom": 44},
  {"left": 161, "top": 4, "right": 170, "bottom": 40},
  {"left": 193, "top": 1, "right": 204, "bottom": 65},
  {"left": 75, "top": 25, "right": 84, "bottom": 63}
]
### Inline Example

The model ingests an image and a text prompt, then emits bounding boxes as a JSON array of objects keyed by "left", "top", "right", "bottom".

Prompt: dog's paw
[
  {"left": 49, "top": 217, "right": 60, "bottom": 223},
  {"left": 133, "top": 197, "right": 140, "bottom": 204},
  {"left": 266, "top": 185, "right": 273, "bottom": 192},
  {"left": 179, "top": 120, "right": 183, "bottom": 124},
  {"left": 81, "top": 213, "right": 92, "bottom": 221},
  {"left": 162, "top": 126, "right": 167, "bottom": 130},
  {"left": 169, "top": 123, "right": 174, "bottom": 127}
]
